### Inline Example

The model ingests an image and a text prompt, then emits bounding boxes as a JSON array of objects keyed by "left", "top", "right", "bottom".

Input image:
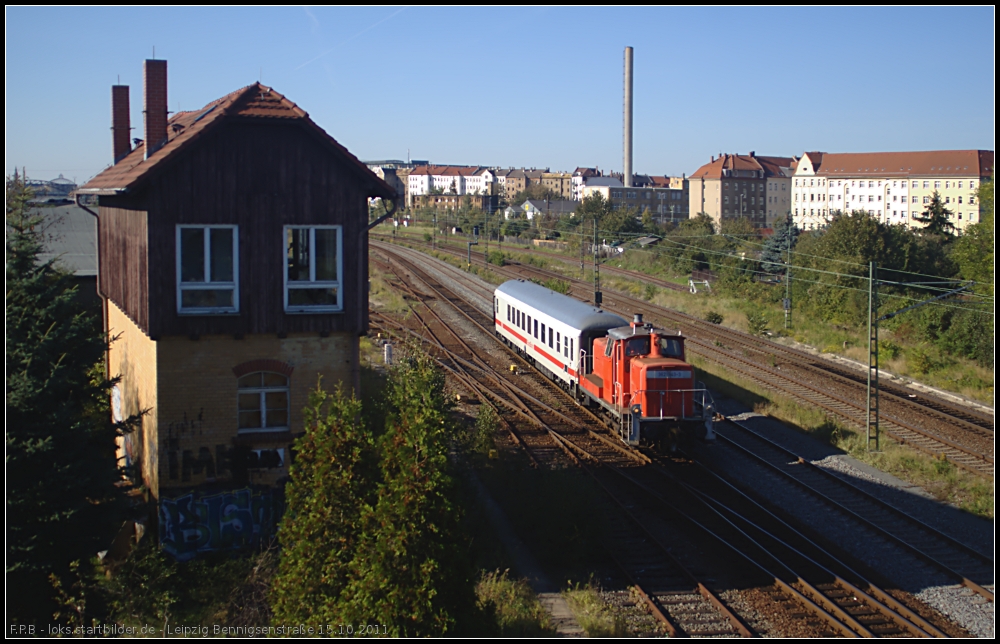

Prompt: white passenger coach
[{"left": 493, "top": 280, "right": 627, "bottom": 389}]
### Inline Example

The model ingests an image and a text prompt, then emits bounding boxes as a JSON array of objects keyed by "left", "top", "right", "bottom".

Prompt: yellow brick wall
[
  {"left": 108, "top": 301, "right": 160, "bottom": 499},
  {"left": 108, "top": 298, "right": 360, "bottom": 500},
  {"left": 155, "top": 332, "right": 358, "bottom": 494}
]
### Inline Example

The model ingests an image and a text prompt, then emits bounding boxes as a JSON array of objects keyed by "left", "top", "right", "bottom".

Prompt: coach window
[
  {"left": 541, "top": 322, "right": 547, "bottom": 342},
  {"left": 556, "top": 332, "right": 561, "bottom": 354},
  {"left": 528, "top": 315, "right": 532, "bottom": 333},
  {"left": 548, "top": 328, "right": 553, "bottom": 349},
  {"left": 534, "top": 320, "right": 538, "bottom": 338}
]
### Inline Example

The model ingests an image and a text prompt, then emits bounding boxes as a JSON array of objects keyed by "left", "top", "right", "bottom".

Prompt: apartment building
[
  {"left": 572, "top": 167, "right": 600, "bottom": 201},
  {"left": 791, "top": 150, "right": 993, "bottom": 231},
  {"left": 541, "top": 171, "right": 573, "bottom": 200},
  {"left": 407, "top": 165, "right": 496, "bottom": 201},
  {"left": 689, "top": 152, "right": 791, "bottom": 230}
]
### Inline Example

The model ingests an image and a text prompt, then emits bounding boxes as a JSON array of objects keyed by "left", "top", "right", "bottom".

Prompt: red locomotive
[{"left": 495, "top": 280, "right": 715, "bottom": 446}]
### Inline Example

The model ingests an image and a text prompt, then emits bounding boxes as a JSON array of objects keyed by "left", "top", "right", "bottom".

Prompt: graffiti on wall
[{"left": 159, "top": 488, "right": 279, "bottom": 561}]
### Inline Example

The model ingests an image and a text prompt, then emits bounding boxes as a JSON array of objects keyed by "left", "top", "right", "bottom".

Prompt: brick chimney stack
[
  {"left": 112, "top": 85, "right": 131, "bottom": 163},
  {"left": 143, "top": 59, "right": 168, "bottom": 159}
]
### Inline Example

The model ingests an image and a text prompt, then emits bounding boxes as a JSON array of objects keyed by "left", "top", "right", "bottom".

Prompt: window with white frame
[
  {"left": 177, "top": 225, "right": 238, "bottom": 313},
  {"left": 238, "top": 372, "right": 289, "bottom": 433},
  {"left": 284, "top": 226, "right": 343, "bottom": 312}
]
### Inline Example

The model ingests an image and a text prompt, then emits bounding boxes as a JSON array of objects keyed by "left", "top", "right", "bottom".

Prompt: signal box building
[{"left": 78, "top": 60, "right": 395, "bottom": 510}]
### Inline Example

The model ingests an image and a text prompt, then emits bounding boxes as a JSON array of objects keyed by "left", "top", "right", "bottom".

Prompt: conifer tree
[
  {"left": 913, "top": 190, "right": 956, "bottom": 236},
  {"left": 340, "top": 352, "right": 471, "bottom": 636},
  {"left": 760, "top": 215, "right": 798, "bottom": 274},
  {"left": 6, "top": 173, "right": 133, "bottom": 624},
  {"left": 270, "top": 382, "right": 371, "bottom": 626}
]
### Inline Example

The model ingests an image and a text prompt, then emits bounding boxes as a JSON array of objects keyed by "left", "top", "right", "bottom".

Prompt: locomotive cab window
[
  {"left": 624, "top": 337, "right": 649, "bottom": 357},
  {"left": 658, "top": 337, "right": 683, "bottom": 358}
]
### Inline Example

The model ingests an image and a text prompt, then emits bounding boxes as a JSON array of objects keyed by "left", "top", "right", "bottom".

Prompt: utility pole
[
  {"left": 784, "top": 214, "right": 793, "bottom": 329},
  {"left": 593, "top": 218, "right": 602, "bottom": 306},
  {"left": 468, "top": 226, "right": 479, "bottom": 271},
  {"left": 866, "top": 276, "right": 971, "bottom": 454},
  {"left": 580, "top": 220, "right": 585, "bottom": 276},
  {"left": 865, "top": 262, "right": 879, "bottom": 451},
  {"left": 432, "top": 213, "right": 437, "bottom": 250},
  {"left": 484, "top": 211, "right": 489, "bottom": 263}
]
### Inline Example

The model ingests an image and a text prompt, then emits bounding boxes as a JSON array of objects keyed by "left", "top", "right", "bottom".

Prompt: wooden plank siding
[
  {"left": 98, "top": 119, "right": 376, "bottom": 339},
  {"left": 98, "top": 206, "right": 149, "bottom": 333}
]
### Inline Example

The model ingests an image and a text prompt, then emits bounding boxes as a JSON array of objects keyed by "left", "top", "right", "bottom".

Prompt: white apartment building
[
  {"left": 407, "top": 165, "right": 496, "bottom": 199},
  {"left": 791, "top": 150, "right": 992, "bottom": 232}
]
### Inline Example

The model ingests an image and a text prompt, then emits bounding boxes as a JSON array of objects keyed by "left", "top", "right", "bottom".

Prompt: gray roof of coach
[{"left": 496, "top": 280, "right": 627, "bottom": 331}]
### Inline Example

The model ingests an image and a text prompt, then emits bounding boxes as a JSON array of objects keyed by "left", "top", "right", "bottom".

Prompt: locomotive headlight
[{"left": 630, "top": 403, "right": 642, "bottom": 416}]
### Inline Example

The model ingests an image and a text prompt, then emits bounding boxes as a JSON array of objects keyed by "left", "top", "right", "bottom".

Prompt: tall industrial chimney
[{"left": 623, "top": 46, "right": 633, "bottom": 188}]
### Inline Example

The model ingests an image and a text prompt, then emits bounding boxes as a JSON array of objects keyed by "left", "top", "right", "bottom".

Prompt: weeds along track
[
  {"left": 371, "top": 243, "right": 964, "bottom": 637},
  {"left": 372, "top": 237, "right": 993, "bottom": 478},
  {"left": 709, "top": 418, "right": 994, "bottom": 603}
]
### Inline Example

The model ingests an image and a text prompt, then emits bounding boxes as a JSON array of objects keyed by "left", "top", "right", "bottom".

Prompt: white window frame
[
  {"left": 237, "top": 372, "right": 289, "bottom": 434},
  {"left": 284, "top": 225, "right": 344, "bottom": 313},
  {"left": 176, "top": 225, "right": 239, "bottom": 315}
]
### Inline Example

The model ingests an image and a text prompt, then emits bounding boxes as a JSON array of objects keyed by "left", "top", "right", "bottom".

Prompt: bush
[
  {"left": 878, "top": 339, "right": 901, "bottom": 361},
  {"left": 543, "top": 279, "right": 570, "bottom": 295},
  {"left": 908, "top": 346, "right": 934, "bottom": 375},
  {"left": 486, "top": 250, "right": 506, "bottom": 266},
  {"left": 746, "top": 311, "right": 769, "bottom": 336},
  {"left": 643, "top": 283, "right": 657, "bottom": 301},
  {"left": 704, "top": 310, "right": 724, "bottom": 324},
  {"left": 423, "top": 232, "right": 432, "bottom": 243}
]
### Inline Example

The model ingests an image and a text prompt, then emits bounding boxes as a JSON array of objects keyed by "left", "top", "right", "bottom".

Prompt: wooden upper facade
[{"left": 80, "top": 76, "right": 395, "bottom": 339}]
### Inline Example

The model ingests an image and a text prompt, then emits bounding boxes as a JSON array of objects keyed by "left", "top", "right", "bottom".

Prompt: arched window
[{"left": 238, "top": 372, "right": 289, "bottom": 433}]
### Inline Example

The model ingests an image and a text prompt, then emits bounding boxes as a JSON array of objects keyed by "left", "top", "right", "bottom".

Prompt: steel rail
[{"left": 710, "top": 416, "right": 994, "bottom": 602}]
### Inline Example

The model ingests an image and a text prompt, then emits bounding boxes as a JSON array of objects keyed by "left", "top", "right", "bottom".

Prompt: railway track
[
  {"left": 371, "top": 242, "right": 972, "bottom": 637},
  {"left": 371, "top": 237, "right": 993, "bottom": 478},
  {"left": 708, "top": 418, "right": 994, "bottom": 602}
]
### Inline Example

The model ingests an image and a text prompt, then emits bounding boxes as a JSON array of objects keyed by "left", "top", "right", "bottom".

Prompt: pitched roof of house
[
  {"left": 79, "top": 82, "right": 395, "bottom": 199},
  {"left": 573, "top": 167, "right": 599, "bottom": 177},
  {"left": 584, "top": 177, "right": 623, "bottom": 187},
  {"left": 754, "top": 156, "right": 795, "bottom": 176},
  {"left": 813, "top": 150, "right": 993, "bottom": 178},
  {"left": 524, "top": 199, "right": 577, "bottom": 215},
  {"left": 690, "top": 153, "right": 760, "bottom": 179}
]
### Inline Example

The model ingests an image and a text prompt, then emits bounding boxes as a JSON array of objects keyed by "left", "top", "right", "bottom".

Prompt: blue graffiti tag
[{"left": 159, "top": 488, "right": 275, "bottom": 561}]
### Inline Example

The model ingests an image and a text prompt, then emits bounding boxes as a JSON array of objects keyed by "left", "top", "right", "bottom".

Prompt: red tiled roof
[
  {"left": 755, "top": 156, "right": 795, "bottom": 176},
  {"left": 814, "top": 150, "right": 993, "bottom": 178},
  {"left": 690, "top": 153, "right": 763, "bottom": 179},
  {"left": 79, "top": 82, "right": 394, "bottom": 199}
]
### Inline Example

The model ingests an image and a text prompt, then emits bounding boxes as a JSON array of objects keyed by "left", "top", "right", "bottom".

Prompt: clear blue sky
[{"left": 6, "top": 6, "right": 995, "bottom": 185}]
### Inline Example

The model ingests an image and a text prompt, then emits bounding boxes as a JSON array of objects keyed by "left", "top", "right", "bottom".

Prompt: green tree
[
  {"left": 6, "top": 173, "right": 135, "bottom": 624},
  {"left": 913, "top": 190, "right": 956, "bottom": 237},
  {"left": 511, "top": 184, "right": 558, "bottom": 205},
  {"left": 270, "top": 381, "right": 371, "bottom": 626},
  {"left": 502, "top": 217, "right": 528, "bottom": 238},
  {"left": 951, "top": 178, "right": 994, "bottom": 295},
  {"left": 340, "top": 352, "right": 472, "bottom": 636},
  {"left": 760, "top": 215, "right": 798, "bottom": 274}
]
